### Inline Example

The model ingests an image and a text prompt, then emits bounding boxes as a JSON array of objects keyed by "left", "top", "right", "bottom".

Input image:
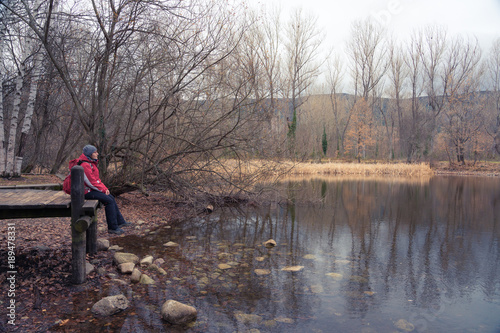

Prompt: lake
[{"left": 69, "top": 175, "right": 500, "bottom": 332}]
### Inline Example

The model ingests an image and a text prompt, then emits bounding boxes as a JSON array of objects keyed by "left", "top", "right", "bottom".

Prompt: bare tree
[
  {"left": 346, "top": 19, "right": 387, "bottom": 102},
  {"left": 326, "top": 54, "right": 345, "bottom": 156},
  {"left": 384, "top": 38, "right": 407, "bottom": 159},
  {"left": 486, "top": 38, "right": 500, "bottom": 155},
  {"left": 283, "top": 7, "right": 324, "bottom": 157}
]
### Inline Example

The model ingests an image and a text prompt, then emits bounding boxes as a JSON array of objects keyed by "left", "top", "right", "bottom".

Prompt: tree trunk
[{"left": 16, "top": 51, "right": 42, "bottom": 173}]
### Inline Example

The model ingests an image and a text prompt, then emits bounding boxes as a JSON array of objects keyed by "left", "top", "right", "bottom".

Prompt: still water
[{"left": 74, "top": 176, "right": 500, "bottom": 332}]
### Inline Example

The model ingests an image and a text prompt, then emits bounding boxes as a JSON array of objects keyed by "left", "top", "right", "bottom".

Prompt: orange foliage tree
[{"left": 344, "top": 99, "right": 375, "bottom": 162}]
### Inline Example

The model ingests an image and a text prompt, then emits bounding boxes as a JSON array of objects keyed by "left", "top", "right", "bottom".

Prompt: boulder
[
  {"left": 114, "top": 252, "right": 139, "bottom": 265},
  {"left": 91, "top": 294, "right": 129, "bottom": 317},
  {"left": 161, "top": 300, "right": 197, "bottom": 325}
]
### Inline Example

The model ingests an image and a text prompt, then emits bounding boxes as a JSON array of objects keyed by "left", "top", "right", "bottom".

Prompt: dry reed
[{"left": 218, "top": 159, "right": 434, "bottom": 179}]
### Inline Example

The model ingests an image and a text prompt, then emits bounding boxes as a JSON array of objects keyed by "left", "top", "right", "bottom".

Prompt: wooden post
[
  {"left": 70, "top": 165, "right": 86, "bottom": 284},
  {"left": 86, "top": 214, "right": 97, "bottom": 255}
]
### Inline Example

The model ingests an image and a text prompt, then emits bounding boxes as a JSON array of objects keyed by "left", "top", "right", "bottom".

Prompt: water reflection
[{"left": 64, "top": 176, "right": 500, "bottom": 332}]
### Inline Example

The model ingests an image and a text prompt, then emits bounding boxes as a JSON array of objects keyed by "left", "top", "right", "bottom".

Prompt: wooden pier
[{"left": 0, "top": 166, "right": 99, "bottom": 284}]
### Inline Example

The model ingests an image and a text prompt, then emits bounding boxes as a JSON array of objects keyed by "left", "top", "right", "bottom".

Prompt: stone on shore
[
  {"left": 114, "top": 252, "right": 139, "bottom": 265},
  {"left": 131, "top": 268, "right": 142, "bottom": 283},
  {"left": 140, "top": 255, "right": 154, "bottom": 267},
  {"left": 118, "top": 262, "right": 135, "bottom": 274},
  {"left": 97, "top": 238, "right": 110, "bottom": 251},
  {"left": 139, "top": 274, "right": 155, "bottom": 285}
]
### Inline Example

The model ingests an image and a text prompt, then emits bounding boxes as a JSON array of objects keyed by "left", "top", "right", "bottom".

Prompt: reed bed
[
  {"left": 217, "top": 159, "right": 434, "bottom": 179},
  {"left": 288, "top": 161, "right": 434, "bottom": 177}
]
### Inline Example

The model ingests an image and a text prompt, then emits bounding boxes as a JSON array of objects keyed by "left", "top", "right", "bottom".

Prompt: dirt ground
[{"left": 1, "top": 161, "right": 499, "bottom": 332}]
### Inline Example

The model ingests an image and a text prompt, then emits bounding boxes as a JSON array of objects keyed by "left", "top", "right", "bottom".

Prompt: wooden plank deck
[{"left": 0, "top": 189, "right": 72, "bottom": 219}]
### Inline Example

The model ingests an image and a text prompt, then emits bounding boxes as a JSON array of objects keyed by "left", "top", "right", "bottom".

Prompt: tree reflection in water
[{"left": 91, "top": 176, "right": 500, "bottom": 332}]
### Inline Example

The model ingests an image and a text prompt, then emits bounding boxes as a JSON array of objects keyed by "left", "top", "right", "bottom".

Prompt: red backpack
[{"left": 62, "top": 159, "right": 91, "bottom": 194}]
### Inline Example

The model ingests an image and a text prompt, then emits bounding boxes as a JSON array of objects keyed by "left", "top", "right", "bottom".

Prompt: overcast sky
[{"left": 247, "top": 0, "right": 500, "bottom": 53}]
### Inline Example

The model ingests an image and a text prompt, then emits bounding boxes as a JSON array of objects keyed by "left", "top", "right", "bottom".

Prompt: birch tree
[{"left": 0, "top": 0, "right": 43, "bottom": 176}]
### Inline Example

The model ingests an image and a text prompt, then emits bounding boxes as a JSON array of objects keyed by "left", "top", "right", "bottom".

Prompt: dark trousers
[{"left": 85, "top": 191, "right": 125, "bottom": 230}]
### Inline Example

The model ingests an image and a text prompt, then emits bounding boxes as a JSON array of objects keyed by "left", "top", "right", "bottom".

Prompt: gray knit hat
[{"left": 83, "top": 145, "right": 97, "bottom": 158}]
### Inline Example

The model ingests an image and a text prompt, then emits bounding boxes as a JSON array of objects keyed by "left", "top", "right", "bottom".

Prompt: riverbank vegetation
[{"left": 1, "top": 0, "right": 499, "bottom": 201}]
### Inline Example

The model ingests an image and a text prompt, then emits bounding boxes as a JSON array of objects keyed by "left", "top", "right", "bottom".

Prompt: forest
[{"left": 1, "top": 0, "right": 500, "bottom": 198}]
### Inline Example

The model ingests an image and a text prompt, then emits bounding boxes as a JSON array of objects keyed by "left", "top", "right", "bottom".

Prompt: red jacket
[{"left": 78, "top": 153, "right": 108, "bottom": 194}]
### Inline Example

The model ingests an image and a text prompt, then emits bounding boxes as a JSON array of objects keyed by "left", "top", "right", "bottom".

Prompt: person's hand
[{"left": 105, "top": 189, "right": 110, "bottom": 195}]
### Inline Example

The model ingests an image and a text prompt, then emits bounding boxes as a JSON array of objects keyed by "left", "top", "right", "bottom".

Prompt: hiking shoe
[
  {"left": 119, "top": 222, "right": 133, "bottom": 227},
  {"left": 108, "top": 228, "right": 125, "bottom": 235}
]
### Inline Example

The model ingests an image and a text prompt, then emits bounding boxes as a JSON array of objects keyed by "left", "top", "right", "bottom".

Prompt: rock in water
[
  {"left": 91, "top": 295, "right": 129, "bottom": 316},
  {"left": 254, "top": 269, "right": 271, "bottom": 276},
  {"left": 161, "top": 300, "right": 197, "bottom": 325},
  {"left": 264, "top": 239, "right": 277, "bottom": 248}
]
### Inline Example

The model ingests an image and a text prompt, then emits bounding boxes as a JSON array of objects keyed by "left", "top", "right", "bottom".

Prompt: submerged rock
[
  {"left": 164, "top": 241, "right": 179, "bottom": 247},
  {"left": 303, "top": 254, "right": 317, "bottom": 260},
  {"left": 254, "top": 269, "right": 271, "bottom": 276},
  {"left": 161, "top": 300, "right": 197, "bottom": 325},
  {"left": 234, "top": 313, "right": 263, "bottom": 325},
  {"left": 310, "top": 284, "right": 324, "bottom": 293},
  {"left": 394, "top": 319, "right": 415, "bottom": 332},
  {"left": 275, "top": 316, "right": 294, "bottom": 324},
  {"left": 91, "top": 294, "right": 129, "bottom": 317},
  {"left": 325, "top": 272, "right": 343, "bottom": 280},
  {"left": 349, "top": 275, "right": 369, "bottom": 284},
  {"left": 281, "top": 266, "right": 304, "bottom": 272}
]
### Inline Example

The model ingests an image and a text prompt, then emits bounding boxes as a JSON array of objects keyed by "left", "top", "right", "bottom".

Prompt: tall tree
[{"left": 283, "top": 7, "right": 324, "bottom": 157}]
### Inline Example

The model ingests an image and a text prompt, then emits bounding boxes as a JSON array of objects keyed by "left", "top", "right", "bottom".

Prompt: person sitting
[{"left": 78, "top": 145, "right": 131, "bottom": 235}]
